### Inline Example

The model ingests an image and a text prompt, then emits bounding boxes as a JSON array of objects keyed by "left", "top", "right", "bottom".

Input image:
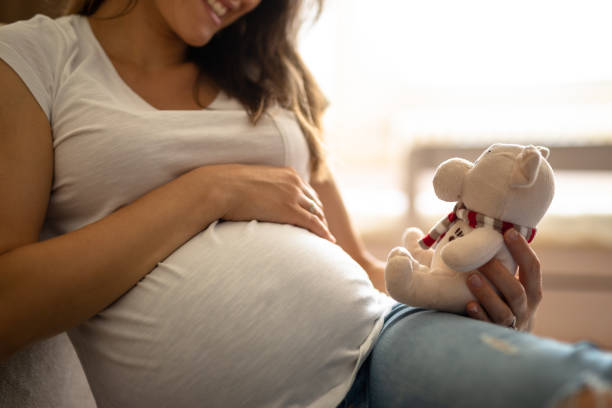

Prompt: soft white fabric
[{"left": 0, "top": 14, "right": 392, "bottom": 408}]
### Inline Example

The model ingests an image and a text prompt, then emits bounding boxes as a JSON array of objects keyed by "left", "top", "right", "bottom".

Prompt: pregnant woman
[{"left": 1, "top": 0, "right": 610, "bottom": 407}]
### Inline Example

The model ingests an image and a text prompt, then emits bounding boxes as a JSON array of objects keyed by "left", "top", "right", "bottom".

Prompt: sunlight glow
[
  {"left": 301, "top": 0, "right": 612, "bottom": 90},
  {"left": 299, "top": 0, "right": 612, "bottom": 235}
]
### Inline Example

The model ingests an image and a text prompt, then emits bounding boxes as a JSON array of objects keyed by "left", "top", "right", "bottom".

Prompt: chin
[
  {"left": 183, "top": 31, "right": 215, "bottom": 47},
  {"left": 174, "top": 21, "right": 218, "bottom": 47},
  {"left": 169, "top": 6, "right": 218, "bottom": 47}
]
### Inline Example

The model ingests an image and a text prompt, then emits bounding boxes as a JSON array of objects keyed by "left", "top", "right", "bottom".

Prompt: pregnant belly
[{"left": 69, "top": 221, "right": 389, "bottom": 408}]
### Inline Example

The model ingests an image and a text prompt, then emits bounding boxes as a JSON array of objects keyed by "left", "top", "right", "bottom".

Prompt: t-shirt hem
[{"left": 308, "top": 305, "right": 390, "bottom": 408}]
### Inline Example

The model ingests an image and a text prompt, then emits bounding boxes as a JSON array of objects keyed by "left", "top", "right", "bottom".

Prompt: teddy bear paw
[
  {"left": 387, "top": 246, "right": 411, "bottom": 260},
  {"left": 402, "top": 227, "right": 424, "bottom": 248},
  {"left": 386, "top": 246, "right": 415, "bottom": 277},
  {"left": 385, "top": 246, "right": 416, "bottom": 301}
]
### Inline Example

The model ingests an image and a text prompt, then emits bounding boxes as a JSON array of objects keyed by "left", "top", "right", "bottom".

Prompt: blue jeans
[{"left": 338, "top": 304, "right": 612, "bottom": 408}]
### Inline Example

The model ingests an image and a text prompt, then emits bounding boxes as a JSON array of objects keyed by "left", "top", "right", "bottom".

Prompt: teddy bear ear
[
  {"left": 536, "top": 146, "right": 550, "bottom": 159},
  {"left": 511, "top": 145, "right": 543, "bottom": 188},
  {"left": 433, "top": 158, "right": 473, "bottom": 202}
]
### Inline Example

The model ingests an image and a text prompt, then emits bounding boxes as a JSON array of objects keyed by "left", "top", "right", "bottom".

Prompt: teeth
[{"left": 207, "top": 0, "right": 228, "bottom": 17}]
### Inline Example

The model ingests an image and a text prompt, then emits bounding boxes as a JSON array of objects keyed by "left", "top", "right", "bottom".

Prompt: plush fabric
[
  {"left": 385, "top": 144, "right": 555, "bottom": 313},
  {"left": 418, "top": 202, "right": 537, "bottom": 249}
]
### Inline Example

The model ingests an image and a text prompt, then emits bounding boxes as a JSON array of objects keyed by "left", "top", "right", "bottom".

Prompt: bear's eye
[{"left": 455, "top": 227, "right": 464, "bottom": 237}]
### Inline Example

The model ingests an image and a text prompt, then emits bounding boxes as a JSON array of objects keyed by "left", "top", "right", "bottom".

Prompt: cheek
[{"left": 171, "top": 1, "right": 219, "bottom": 46}]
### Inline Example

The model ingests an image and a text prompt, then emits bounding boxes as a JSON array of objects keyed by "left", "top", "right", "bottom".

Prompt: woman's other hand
[
  {"left": 214, "top": 164, "right": 336, "bottom": 243},
  {"left": 464, "top": 229, "right": 543, "bottom": 331}
]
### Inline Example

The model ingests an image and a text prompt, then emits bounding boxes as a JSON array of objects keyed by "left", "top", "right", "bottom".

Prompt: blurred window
[{"left": 300, "top": 0, "right": 612, "bottom": 241}]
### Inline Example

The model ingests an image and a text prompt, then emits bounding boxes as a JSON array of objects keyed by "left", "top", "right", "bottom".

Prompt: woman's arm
[
  {"left": 0, "top": 56, "right": 225, "bottom": 357},
  {"left": 310, "top": 167, "right": 387, "bottom": 293},
  {"left": 0, "top": 60, "right": 334, "bottom": 360}
]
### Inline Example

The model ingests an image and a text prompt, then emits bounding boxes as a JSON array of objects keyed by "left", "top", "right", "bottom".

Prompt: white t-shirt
[{"left": 0, "top": 15, "right": 393, "bottom": 408}]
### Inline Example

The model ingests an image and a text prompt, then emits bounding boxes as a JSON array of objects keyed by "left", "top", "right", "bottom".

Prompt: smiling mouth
[{"left": 206, "top": 0, "right": 229, "bottom": 18}]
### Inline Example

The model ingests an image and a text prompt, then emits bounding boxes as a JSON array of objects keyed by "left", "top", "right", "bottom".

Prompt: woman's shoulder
[
  {"left": 1, "top": 13, "right": 82, "bottom": 49},
  {"left": 0, "top": 14, "right": 82, "bottom": 120}
]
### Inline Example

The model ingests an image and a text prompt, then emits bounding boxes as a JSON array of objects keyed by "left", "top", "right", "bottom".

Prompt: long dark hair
[{"left": 63, "top": 0, "right": 328, "bottom": 177}]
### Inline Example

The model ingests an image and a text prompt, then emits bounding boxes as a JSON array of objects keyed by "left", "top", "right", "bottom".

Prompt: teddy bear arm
[
  {"left": 440, "top": 228, "right": 504, "bottom": 272},
  {"left": 402, "top": 227, "right": 434, "bottom": 266}
]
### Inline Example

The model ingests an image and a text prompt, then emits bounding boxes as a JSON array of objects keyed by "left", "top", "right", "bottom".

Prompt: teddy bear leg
[
  {"left": 410, "top": 272, "right": 476, "bottom": 313},
  {"left": 387, "top": 247, "right": 477, "bottom": 311},
  {"left": 385, "top": 247, "right": 415, "bottom": 303},
  {"left": 385, "top": 246, "right": 433, "bottom": 307}
]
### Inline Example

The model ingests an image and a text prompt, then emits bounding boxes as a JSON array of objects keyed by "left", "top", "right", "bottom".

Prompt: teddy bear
[{"left": 385, "top": 143, "right": 555, "bottom": 313}]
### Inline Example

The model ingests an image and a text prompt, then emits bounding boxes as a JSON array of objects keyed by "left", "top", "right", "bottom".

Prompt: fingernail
[
  {"left": 506, "top": 229, "right": 519, "bottom": 241},
  {"left": 467, "top": 303, "right": 478, "bottom": 314},
  {"left": 468, "top": 274, "right": 482, "bottom": 288}
]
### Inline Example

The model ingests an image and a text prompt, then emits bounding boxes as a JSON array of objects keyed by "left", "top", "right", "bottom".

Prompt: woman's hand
[
  {"left": 464, "top": 229, "right": 543, "bottom": 331},
  {"left": 214, "top": 164, "right": 336, "bottom": 243}
]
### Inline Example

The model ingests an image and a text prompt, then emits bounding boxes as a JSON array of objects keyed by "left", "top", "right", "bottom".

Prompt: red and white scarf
[{"left": 418, "top": 202, "right": 537, "bottom": 249}]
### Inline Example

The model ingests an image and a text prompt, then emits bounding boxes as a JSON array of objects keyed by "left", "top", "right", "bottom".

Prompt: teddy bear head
[{"left": 432, "top": 143, "right": 555, "bottom": 227}]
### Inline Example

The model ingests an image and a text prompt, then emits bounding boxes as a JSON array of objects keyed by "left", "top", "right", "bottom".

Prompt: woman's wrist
[
  {"left": 354, "top": 250, "right": 384, "bottom": 271},
  {"left": 189, "top": 165, "right": 236, "bottom": 224},
  {"left": 355, "top": 252, "right": 387, "bottom": 293}
]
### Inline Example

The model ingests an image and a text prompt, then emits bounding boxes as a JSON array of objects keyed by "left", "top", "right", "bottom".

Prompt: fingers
[
  {"left": 504, "top": 229, "right": 543, "bottom": 308},
  {"left": 221, "top": 165, "right": 335, "bottom": 242},
  {"left": 466, "top": 271, "right": 517, "bottom": 328},
  {"left": 465, "top": 229, "right": 543, "bottom": 331},
  {"left": 481, "top": 259, "right": 528, "bottom": 325},
  {"left": 294, "top": 201, "right": 336, "bottom": 243},
  {"left": 299, "top": 179, "right": 323, "bottom": 209},
  {"left": 465, "top": 300, "right": 492, "bottom": 323},
  {"left": 298, "top": 195, "right": 327, "bottom": 226},
  {"left": 273, "top": 168, "right": 333, "bottom": 242},
  {"left": 294, "top": 172, "right": 334, "bottom": 242},
  {"left": 477, "top": 258, "right": 530, "bottom": 328}
]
